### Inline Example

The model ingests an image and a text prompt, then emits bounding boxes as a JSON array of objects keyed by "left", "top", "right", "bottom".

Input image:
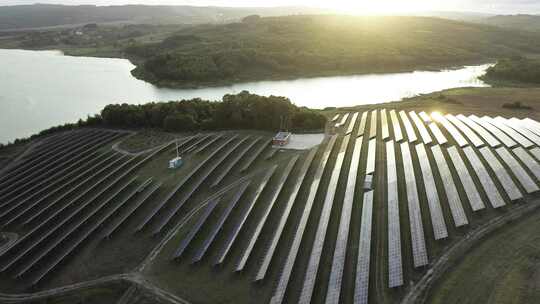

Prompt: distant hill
[
  {"left": 0, "top": 4, "right": 329, "bottom": 30},
  {"left": 481, "top": 14, "right": 540, "bottom": 31},
  {"left": 123, "top": 15, "right": 540, "bottom": 88}
]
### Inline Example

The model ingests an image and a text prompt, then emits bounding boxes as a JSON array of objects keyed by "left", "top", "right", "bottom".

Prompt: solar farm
[{"left": 0, "top": 109, "right": 540, "bottom": 303}]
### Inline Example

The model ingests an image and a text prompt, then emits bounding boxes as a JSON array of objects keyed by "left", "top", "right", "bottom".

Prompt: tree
[{"left": 163, "top": 113, "right": 197, "bottom": 132}]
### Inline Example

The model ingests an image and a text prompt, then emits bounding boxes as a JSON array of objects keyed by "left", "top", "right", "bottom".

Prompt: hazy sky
[{"left": 1, "top": 0, "right": 540, "bottom": 14}]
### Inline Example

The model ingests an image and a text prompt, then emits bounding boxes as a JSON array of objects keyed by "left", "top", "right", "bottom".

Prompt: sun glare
[{"left": 309, "top": 0, "right": 448, "bottom": 15}]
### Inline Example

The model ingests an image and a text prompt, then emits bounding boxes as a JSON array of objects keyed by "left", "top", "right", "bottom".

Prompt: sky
[{"left": 1, "top": 0, "right": 540, "bottom": 14}]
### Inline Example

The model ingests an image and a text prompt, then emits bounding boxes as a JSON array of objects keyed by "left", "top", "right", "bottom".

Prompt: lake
[{"left": 0, "top": 49, "right": 491, "bottom": 144}]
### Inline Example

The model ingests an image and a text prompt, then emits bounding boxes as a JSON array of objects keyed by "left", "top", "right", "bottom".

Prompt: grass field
[{"left": 427, "top": 205, "right": 540, "bottom": 304}]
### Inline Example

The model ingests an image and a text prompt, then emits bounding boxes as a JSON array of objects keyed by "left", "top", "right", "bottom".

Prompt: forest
[
  {"left": 483, "top": 57, "right": 540, "bottom": 84},
  {"left": 125, "top": 15, "right": 540, "bottom": 87},
  {"left": 3, "top": 92, "right": 325, "bottom": 147}
]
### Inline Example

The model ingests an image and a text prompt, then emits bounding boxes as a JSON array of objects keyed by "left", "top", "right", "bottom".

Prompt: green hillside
[
  {"left": 124, "top": 15, "right": 540, "bottom": 88},
  {"left": 482, "top": 14, "right": 540, "bottom": 32}
]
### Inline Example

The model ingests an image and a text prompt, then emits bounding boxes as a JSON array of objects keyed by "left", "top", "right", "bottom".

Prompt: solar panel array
[
  {"left": 354, "top": 190, "right": 374, "bottom": 304},
  {"left": 463, "top": 146, "right": 506, "bottom": 208},
  {"left": 386, "top": 140, "right": 403, "bottom": 288},
  {"left": 299, "top": 135, "right": 351, "bottom": 304},
  {"left": 479, "top": 147, "right": 522, "bottom": 201}
]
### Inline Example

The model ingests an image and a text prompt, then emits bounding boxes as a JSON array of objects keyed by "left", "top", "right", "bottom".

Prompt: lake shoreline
[{"left": 1, "top": 47, "right": 494, "bottom": 90}]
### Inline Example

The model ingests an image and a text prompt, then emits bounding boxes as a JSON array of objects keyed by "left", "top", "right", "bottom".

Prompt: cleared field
[{"left": 1, "top": 109, "right": 539, "bottom": 304}]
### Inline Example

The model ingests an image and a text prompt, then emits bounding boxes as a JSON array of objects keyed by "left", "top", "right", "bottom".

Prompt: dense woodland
[
  {"left": 124, "top": 15, "right": 540, "bottom": 87},
  {"left": 483, "top": 57, "right": 540, "bottom": 84},
  {"left": 2, "top": 92, "right": 325, "bottom": 147}
]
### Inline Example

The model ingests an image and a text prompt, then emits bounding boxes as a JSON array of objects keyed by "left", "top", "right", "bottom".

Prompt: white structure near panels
[
  {"left": 410, "top": 111, "right": 433, "bottom": 144},
  {"left": 399, "top": 111, "right": 418, "bottom": 143},
  {"left": 401, "top": 142, "right": 428, "bottom": 268},
  {"left": 431, "top": 146, "right": 468, "bottom": 227},
  {"left": 496, "top": 147, "right": 539, "bottom": 193},
  {"left": 479, "top": 147, "right": 523, "bottom": 201},
  {"left": 456, "top": 114, "right": 501, "bottom": 148},
  {"left": 389, "top": 110, "right": 404, "bottom": 142},
  {"left": 415, "top": 144, "right": 448, "bottom": 240},
  {"left": 354, "top": 190, "right": 374, "bottom": 304},
  {"left": 462, "top": 146, "right": 506, "bottom": 208},
  {"left": 447, "top": 146, "right": 486, "bottom": 211},
  {"left": 386, "top": 141, "right": 403, "bottom": 288}
]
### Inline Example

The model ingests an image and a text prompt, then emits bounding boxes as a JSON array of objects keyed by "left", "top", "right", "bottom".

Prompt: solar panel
[
  {"left": 269, "top": 135, "right": 338, "bottom": 304},
  {"left": 513, "top": 147, "right": 540, "bottom": 180},
  {"left": 337, "top": 113, "right": 350, "bottom": 128},
  {"left": 178, "top": 134, "right": 212, "bottom": 154},
  {"left": 496, "top": 147, "right": 539, "bottom": 193},
  {"left": 357, "top": 112, "right": 368, "bottom": 137},
  {"left": 265, "top": 148, "right": 278, "bottom": 160},
  {"left": 214, "top": 165, "right": 278, "bottom": 265},
  {"left": 102, "top": 182, "right": 161, "bottom": 238},
  {"left": 431, "top": 146, "right": 468, "bottom": 227},
  {"left": 0, "top": 149, "right": 104, "bottom": 207},
  {"left": 192, "top": 181, "right": 251, "bottom": 263},
  {"left": 531, "top": 147, "right": 540, "bottom": 161},
  {"left": 331, "top": 114, "right": 340, "bottom": 122},
  {"left": 386, "top": 141, "right": 403, "bottom": 288},
  {"left": 462, "top": 146, "right": 506, "bottom": 208},
  {"left": 510, "top": 118, "right": 540, "bottom": 140},
  {"left": 499, "top": 117, "right": 540, "bottom": 144},
  {"left": 0, "top": 133, "right": 120, "bottom": 203},
  {"left": 195, "top": 134, "right": 223, "bottom": 154},
  {"left": 0, "top": 130, "right": 99, "bottom": 185},
  {"left": 240, "top": 139, "right": 271, "bottom": 172},
  {"left": 354, "top": 190, "right": 374, "bottom": 304},
  {"left": 136, "top": 136, "right": 238, "bottom": 232},
  {"left": 172, "top": 198, "right": 221, "bottom": 259},
  {"left": 409, "top": 111, "right": 432, "bottom": 144},
  {"left": 235, "top": 155, "right": 299, "bottom": 271},
  {"left": 428, "top": 122, "right": 448, "bottom": 145},
  {"left": 152, "top": 136, "right": 249, "bottom": 234},
  {"left": 299, "top": 135, "right": 351, "bottom": 304},
  {"left": 419, "top": 111, "right": 432, "bottom": 123},
  {"left": 366, "top": 138, "right": 377, "bottom": 175},
  {"left": 28, "top": 178, "right": 143, "bottom": 285},
  {"left": 479, "top": 147, "right": 522, "bottom": 201},
  {"left": 0, "top": 142, "right": 169, "bottom": 264},
  {"left": 14, "top": 176, "right": 139, "bottom": 278},
  {"left": 483, "top": 116, "right": 532, "bottom": 148},
  {"left": 446, "top": 147, "right": 485, "bottom": 211},
  {"left": 415, "top": 144, "right": 448, "bottom": 240},
  {"left": 346, "top": 112, "right": 360, "bottom": 135},
  {"left": 401, "top": 142, "right": 428, "bottom": 267},
  {"left": 255, "top": 148, "right": 318, "bottom": 281},
  {"left": 469, "top": 115, "right": 517, "bottom": 148},
  {"left": 399, "top": 111, "right": 418, "bottom": 143},
  {"left": 326, "top": 136, "right": 363, "bottom": 304},
  {"left": 456, "top": 114, "right": 501, "bottom": 148},
  {"left": 6, "top": 154, "right": 128, "bottom": 226},
  {"left": 381, "top": 109, "right": 390, "bottom": 140},
  {"left": 522, "top": 118, "right": 540, "bottom": 136},
  {"left": 0, "top": 132, "right": 117, "bottom": 196},
  {"left": 389, "top": 110, "right": 404, "bottom": 142},
  {"left": 445, "top": 114, "right": 485, "bottom": 148},
  {"left": 369, "top": 110, "right": 378, "bottom": 139},
  {"left": 212, "top": 137, "right": 261, "bottom": 187},
  {"left": 431, "top": 112, "right": 468, "bottom": 147},
  {"left": 0, "top": 152, "right": 117, "bottom": 226}
]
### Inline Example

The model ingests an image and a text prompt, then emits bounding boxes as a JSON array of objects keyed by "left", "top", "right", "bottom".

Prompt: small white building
[
  {"left": 169, "top": 156, "right": 183, "bottom": 169},
  {"left": 273, "top": 132, "right": 291, "bottom": 146}
]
